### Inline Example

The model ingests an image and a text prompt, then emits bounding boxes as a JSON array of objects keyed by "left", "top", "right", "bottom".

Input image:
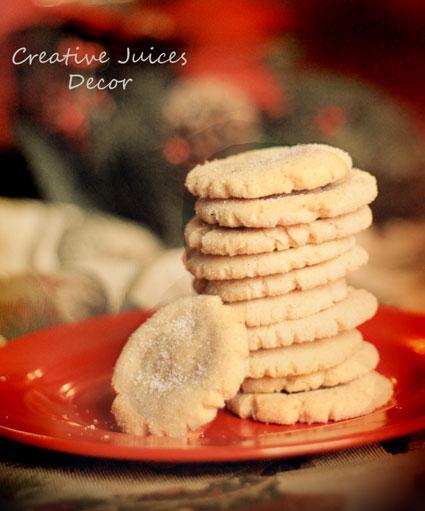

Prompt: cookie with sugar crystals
[
  {"left": 227, "top": 371, "right": 393, "bottom": 425},
  {"left": 185, "top": 206, "right": 372, "bottom": 256},
  {"left": 184, "top": 237, "right": 355, "bottom": 281},
  {"left": 112, "top": 295, "right": 248, "bottom": 437},
  {"left": 231, "top": 279, "right": 347, "bottom": 328},
  {"left": 195, "top": 246, "right": 367, "bottom": 302},
  {"left": 195, "top": 169, "right": 377, "bottom": 228},
  {"left": 242, "top": 341, "right": 379, "bottom": 393},
  {"left": 247, "top": 288, "right": 377, "bottom": 350},
  {"left": 248, "top": 329, "right": 362, "bottom": 379},
  {"left": 185, "top": 144, "right": 351, "bottom": 199}
]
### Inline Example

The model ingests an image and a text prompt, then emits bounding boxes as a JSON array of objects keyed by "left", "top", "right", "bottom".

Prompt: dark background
[{"left": 1, "top": 0, "right": 425, "bottom": 245}]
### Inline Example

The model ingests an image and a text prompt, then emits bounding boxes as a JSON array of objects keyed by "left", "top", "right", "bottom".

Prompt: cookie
[
  {"left": 247, "top": 288, "right": 377, "bottom": 350},
  {"left": 195, "top": 246, "right": 367, "bottom": 302},
  {"left": 231, "top": 279, "right": 347, "bottom": 327},
  {"left": 195, "top": 169, "right": 377, "bottom": 228},
  {"left": 184, "top": 237, "right": 355, "bottom": 281},
  {"left": 248, "top": 329, "right": 362, "bottom": 379},
  {"left": 185, "top": 206, "right": 372, "bottom": 256},
  {"left": 241, "top": 341, "right": 379, "bottom": 393},
  {"left": 185, "top": 144, "right": 351, "bottom": 199},
  {"left": 227, "top": 371, "right": 393, "bottom": 425},
  {"left": 112, "top": 295, "right": 248, "bottom": 437}
]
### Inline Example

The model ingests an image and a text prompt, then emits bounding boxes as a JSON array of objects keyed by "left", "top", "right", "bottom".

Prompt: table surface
[{"left": 1, "top": 432, "right": 424, "bottom": 511}]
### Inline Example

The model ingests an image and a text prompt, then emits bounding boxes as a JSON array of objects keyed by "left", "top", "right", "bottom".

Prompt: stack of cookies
[{"left": 184, "top": 144, "right": 393, "bottom": 425}]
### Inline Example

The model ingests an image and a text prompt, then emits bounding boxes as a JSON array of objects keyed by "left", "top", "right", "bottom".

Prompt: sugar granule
[{"left": 134, "top": 312, "right": 208, "bottom": 395}]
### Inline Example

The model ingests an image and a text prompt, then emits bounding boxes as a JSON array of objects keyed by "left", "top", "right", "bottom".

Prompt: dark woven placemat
[{"left": 1, "top": 433, "right": 424, "bottom": 511}]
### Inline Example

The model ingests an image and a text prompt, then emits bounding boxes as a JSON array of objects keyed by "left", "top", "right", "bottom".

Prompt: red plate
[{"left": 0, "top": 307, "right": 424, "bottom": 462}]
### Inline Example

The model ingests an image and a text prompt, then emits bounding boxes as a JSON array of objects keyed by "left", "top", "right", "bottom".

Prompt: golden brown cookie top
[{"left": 186, "top": 144, "right": 352, "bottom": 199}]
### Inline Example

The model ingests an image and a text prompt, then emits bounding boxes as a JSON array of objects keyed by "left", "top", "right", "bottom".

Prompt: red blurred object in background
[
  {"left": 1, "top": 0, "right": 425, "bottom": 149},
  {"left": 0, "top": 0, "right": 291, "bottom": 149},
  {"left": 297, "top": 0, "right": 425, "bottom": 134}
]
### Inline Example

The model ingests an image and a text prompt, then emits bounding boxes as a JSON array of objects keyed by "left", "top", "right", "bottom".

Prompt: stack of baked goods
[
  {"left": 112, "top": 144, "right": 393, "bottom": 437},
  {"left": 184, "top": 144, "right": 393, "bottom": 425}
]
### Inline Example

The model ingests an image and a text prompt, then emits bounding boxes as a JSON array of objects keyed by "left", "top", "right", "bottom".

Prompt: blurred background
[{"left": 1, "top": 0, "right": 425, "bottom": 340}]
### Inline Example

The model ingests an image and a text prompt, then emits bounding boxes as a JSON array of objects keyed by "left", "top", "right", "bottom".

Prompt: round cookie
[
  {"left": 185, "top": 144, "right": 351, "bottom": 199},
  {"left": 248, "top": 329, "right": 362, "bottom": 379},
  {"left": 185, "top": 206, "right": 372, "bottom": 256},
  {"left": 112, "top": 295, "right": 248, "bottom": 437},
  {"left": 231, "top": 279, "right": 347, "bottom": 328},
  {"left": 195, "top": 246, "right": 367, "bottom": 302},
  {"left": 247, "top": 288, "right": 377, "bottom": 350},
  {"left": 227, "top": 371, "right": 393, "bottom": 425},
  {"left": 195, "top": 169, "right": 377, "bottom": 228},
  {"left": 241, "top": 341, "right": 379, "bottom": 393},
  {"left": 184, "top": 236, "right": 355, "bottom": 281}
]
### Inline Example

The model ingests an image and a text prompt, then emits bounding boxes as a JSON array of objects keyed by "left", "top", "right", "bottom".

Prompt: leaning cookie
[
  {"left": 184, "top": 237, "right": 355, "bottom": 281},
  {"left": 185, "top": 206, "right": 372, "bottom": 256},
  {"left": 247, "top": 288, "right": 377, "bottom": 350},
  {"left": 248, "top": 329, "right": 362, "bottom": 379},
  {"left": 196, "top": 169, "right": 377, "bottom": 228},
  {"left": 185, "top": 144, "right": 351, "bottom": 199},
  {"left": 242, "top": 341, "right": 379, "bottom": 393},
  {"left": 112, "top": 296, "right": 248, "bottom": 437},
  {"left": 227, "top": 371, "right": 393, "bottom": 425},
  {"left": 195, "top": 246, "right": 367, "bottom": 302}
]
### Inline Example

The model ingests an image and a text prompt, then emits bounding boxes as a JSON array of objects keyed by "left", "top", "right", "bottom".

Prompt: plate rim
[
  {"left": 1, "top": 306, "right": 424, "bottom": 463},
  {"left": 1, "top": 414, "right": 425, "bottom": 463}
]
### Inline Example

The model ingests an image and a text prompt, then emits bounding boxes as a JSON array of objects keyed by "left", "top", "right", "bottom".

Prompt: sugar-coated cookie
[
  {"left": 227, "top": 371, "right": 393, "bottom": 425},
  {"left": 195, "top": 169, "right": 377, "bottom": 228},
  {"left": 184, "top": 237, "right": 355, "bottom": 281},
  {"left": 185, "top": 144, "right": 351, "bottom": 199},
  {"left": 248, "top": 329, "right": 362, "bottom": 379},
  {"left": 242, "top": 341, "right": 379, "bottom": 393},
  {"left": 185, "top": 206, "right": 372, "bottom": 256},
  {"left": 247, "top": 288, "right": 377, "bottom": 350},
  {"left": 231, "top": 279, "right": 347, "bottom": 327},
  {"left": 195, "top": 246, "right": 367, "bottom": 302},
  {"left": 112, "top": 296, "right": 248, "bottom": 437}
]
